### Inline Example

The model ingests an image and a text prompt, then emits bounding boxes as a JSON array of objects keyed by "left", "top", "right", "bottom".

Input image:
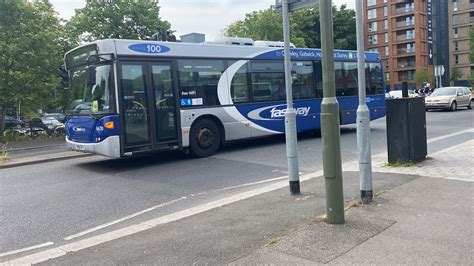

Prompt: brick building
[
  {"left": 363, "top": 0, "right": 473, "bottom": 90},
  {"left": 448, "top": 0, "right": 474, "bottom": 86}
]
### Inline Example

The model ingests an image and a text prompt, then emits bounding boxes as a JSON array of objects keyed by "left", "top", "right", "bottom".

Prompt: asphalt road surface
[{"left": 1, "top": 108, "right": 472, "bottom": 256}]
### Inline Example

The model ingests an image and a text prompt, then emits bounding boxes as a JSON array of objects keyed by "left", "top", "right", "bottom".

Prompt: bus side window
[
  {"left": 292, "top": 61, "right": 316, "bottom": 99},
  {"left": 178, "top": 59, "right": 224, "bottom": 107},
  {"left": 313, "top": 61, "right": 323, "bottom": 98},
  {"left": 250, "top": 61, "right": 285, "bottom": 102},
  {"left": 230, "top": 61, "right": 250, "bottom": 103}
]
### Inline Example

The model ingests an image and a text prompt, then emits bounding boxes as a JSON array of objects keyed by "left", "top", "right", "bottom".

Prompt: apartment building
[
  {"left": 363, "top": 0, "right": 433, "bottom": 90},
  {"left": 448, "top": 0, "right": 474, "bottom": 86}
]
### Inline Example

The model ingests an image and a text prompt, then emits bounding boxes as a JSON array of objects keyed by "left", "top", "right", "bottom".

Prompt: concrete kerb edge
[{"left": 0, "top": 153, "right": 92, "bottom": 169}]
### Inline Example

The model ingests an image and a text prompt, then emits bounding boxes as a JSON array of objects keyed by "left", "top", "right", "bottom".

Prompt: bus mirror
[
  {"left": 59, "top": 65, "right": 69, "bottom": 89},
  {"left": 87, "top": 66, "right": 96, "bottom": 86}
]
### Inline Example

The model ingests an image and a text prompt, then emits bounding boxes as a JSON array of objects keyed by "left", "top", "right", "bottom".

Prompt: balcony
[
  {"left": 396, "top": 35, "right": 415, "bottom": 41},
  {"left": 396, "top": 21, "right": 415, "bottom": 28},
  {"left": 397, "top": 48, "right": 416, "bottom": 55},
  {"left": 395, "top": 6, "right": 414, "bottom": 15}
]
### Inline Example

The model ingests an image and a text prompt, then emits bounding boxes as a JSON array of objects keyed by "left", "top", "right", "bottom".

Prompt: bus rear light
[{"left": 104, "top": 121, "right": 115, "bottom": 129}]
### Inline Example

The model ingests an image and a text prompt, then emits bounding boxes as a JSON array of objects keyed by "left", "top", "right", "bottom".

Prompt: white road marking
[
  {"left": 0, "top": 242, "right": 53, "bottom": 258},
  {"left": 63, "top": 197, "right": 187, "bottom": 241},
  {"left": 2, "top": 129, "right": 471, "bottom": 265},
  {"left": 1, "top": 170, "right": 323, "bottom": 266},
  {"left": 426, "top": 128, "right": 473, "bottom": 143},
  {"left": 65, "top": 175, "right": 290, "bottom": 241}
]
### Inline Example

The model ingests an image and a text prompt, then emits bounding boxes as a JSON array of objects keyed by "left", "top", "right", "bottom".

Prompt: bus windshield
[{"left": 68, "top": 63, "right": 115, "bottom": 115}]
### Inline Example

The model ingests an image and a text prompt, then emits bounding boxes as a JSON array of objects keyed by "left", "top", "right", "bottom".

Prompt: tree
[
  {"left": 225, "top": 9, "right": 283, "bottom": 42},
  {"left": 450, "top": 68, "right": 463, "bottom": 84},
  {"left": 0, "top": 0, "right": 65, "bottom": 134},
  {"left": 223, "top": 5, "right": 356, "bottom": 50},
  {"left": 470, "top": 26, "right": 474, "bottom": 65},
  {"left": 414, "top": 68, "right": 432, "bottom": 88},
  {"left": 65, "top": 0, "right": 174, "bottom": 43}
]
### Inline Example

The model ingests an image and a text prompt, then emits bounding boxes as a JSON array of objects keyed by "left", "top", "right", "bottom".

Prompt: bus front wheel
[{"left": 190, "top": 119, "right": 221, "bottom": 158}]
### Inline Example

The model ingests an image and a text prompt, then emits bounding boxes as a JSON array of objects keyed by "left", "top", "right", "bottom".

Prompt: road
[{"left": 1, "top": 108, "right": 472, "bottom": 258}]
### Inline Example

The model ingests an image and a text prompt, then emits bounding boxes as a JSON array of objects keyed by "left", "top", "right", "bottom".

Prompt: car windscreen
[{"left": 431, "top": 88, "right": 457, "bottom": 96}]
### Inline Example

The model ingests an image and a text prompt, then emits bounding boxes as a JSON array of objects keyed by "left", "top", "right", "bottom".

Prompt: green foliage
[
  {"left": 450, "top": 68, "right": 463, "bottom": 83},
  {"left": 414, "top": 68, "right": 432, "bottom": 88},
  {"left": 469, "top": 72, "right": 474, "bottom": 87},
  {"left": 223, "top": 5, "right": 356, "bottom": 50},
  {"left": 225, "top": 9, "right": 282, "bottom": 42},
  {"left": 470, "top": 26, "right": 474, "bottom": 64},
  {"left": 0, "top": 0, "right": 66, "bottom": 133},
  {"left": 65, "top": 0, "right": 174, "bottom": 43},
  {"left": 384, "top": 161, "right": 416, "bottom": 167}
]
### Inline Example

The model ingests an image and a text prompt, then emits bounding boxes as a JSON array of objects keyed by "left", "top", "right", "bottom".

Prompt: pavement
[
  {"left": 2, "top": 136, "right": 472, "bottom": 265},
  {"left": 0, "top": 138, "right": 91, "bottom": 168}
]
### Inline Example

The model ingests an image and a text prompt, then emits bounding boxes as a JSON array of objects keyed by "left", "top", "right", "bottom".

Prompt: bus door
[
  {"left": 150, "top": 62, "right": 178, "bottom": 144},
  {"left": 120, "top": 63, "right": 152, "bottom": 152}
]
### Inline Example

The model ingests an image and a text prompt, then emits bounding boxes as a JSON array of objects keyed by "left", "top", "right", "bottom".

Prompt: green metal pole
[{"left": 319, "top": 0, "right": 345, "bottom": 224}]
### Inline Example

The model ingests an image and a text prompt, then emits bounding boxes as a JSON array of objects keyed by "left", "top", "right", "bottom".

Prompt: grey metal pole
[
  {"left": 356, "top": 0, "right": 373, "bottom": 204},
  {"left": 282, "top": 0, "right": 300, "bottom": 195},
  {"left": 319, "top": 0, "right": 344, "bottom": 224}
]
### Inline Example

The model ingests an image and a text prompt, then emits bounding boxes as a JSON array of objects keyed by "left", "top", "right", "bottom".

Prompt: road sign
[
  {"left": 275, "top": 0, "right": 319, "bottom": 14},
  {"left": 435, "top": 65, "right": 445, "bottom": 77}
]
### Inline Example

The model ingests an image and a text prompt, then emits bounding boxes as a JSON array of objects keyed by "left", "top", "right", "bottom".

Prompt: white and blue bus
[{"left": 63, "top": 39, "right": 385, "bottom": 158}]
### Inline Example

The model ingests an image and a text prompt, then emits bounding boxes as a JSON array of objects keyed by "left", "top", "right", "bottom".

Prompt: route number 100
[{"left": 146, "top": 44, "right": 162, "bottom": 53}]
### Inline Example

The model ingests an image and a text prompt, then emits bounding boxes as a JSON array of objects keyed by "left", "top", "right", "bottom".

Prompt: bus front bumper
[{"left": 66, "top": 136, "right": 121, "bottom": 158}]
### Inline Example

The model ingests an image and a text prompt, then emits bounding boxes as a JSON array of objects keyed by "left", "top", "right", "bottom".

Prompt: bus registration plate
[{"left": 75, "top": 144, "right": 85, "bottom": 151}]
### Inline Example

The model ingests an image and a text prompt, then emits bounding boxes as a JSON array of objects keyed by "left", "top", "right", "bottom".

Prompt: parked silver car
[{"left": 425, "top": 87, "right": 472, "bottom": 111}]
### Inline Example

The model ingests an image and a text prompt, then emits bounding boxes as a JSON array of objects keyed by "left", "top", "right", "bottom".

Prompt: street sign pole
[
  {"left": 282, "top": 0, "right": 300, "bottom": 195},
  {"left": 355, "top": 0, "right": 373, "bottom": 204},
  {"left": 319, "top": 0, "right": 345, "bottom": 224}
]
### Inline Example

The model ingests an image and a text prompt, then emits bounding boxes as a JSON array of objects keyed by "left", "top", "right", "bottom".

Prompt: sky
[{"left": 50, "top": 0, "right": 355, "bottom": 41}]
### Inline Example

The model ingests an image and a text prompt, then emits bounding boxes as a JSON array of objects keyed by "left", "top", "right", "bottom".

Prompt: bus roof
[{"left": 65, "top": 39, "right": 381, "bottom": 64}]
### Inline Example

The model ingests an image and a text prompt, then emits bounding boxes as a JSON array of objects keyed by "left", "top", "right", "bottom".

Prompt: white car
[{"left": 387, "top": 90, "right": 420, "bottom": 99}]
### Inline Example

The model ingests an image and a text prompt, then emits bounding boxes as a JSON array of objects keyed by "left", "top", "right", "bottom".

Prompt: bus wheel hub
[{"left": 197, "top": 128, "right": 213, "bottom": 148}]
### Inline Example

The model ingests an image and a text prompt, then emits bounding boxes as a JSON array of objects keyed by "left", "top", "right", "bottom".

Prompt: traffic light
[{"left": 59, "top": 65, "right": 69, "bottom": 89}]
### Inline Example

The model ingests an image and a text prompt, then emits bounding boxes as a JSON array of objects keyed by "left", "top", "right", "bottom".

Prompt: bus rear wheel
[{"left": 190, "top": 119, "right": 220, "bottom": 158}]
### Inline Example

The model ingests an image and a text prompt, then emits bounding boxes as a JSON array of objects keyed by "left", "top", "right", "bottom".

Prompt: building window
[
  {"left": 453, "top": 0, "right": 458, "bottom": 11},
  {"left": 455, "top": 55, "right": 459, "bottom": 64},
  {"left": 367, "top": 0, "right": 376, "bottom": 7},
  {"left": 454, "top": 28, "right": 458, "bottom": 38},
  {"left": 385, "top": 73, "right": 390, "bottom": 82},
  {"left": 452, "top": 15, "right": 460, "bottom": 25},
  {"left": 368, "top": 35, "right": 378, "bottom": 45},
  {"left": 407, "top": 43, "right": 415, "bottom": 53},
  {"left": 454, "top": 41, "right": 458, "bottom": 51},
  {"left": 367, "top": 9, "right": 377, "bottom": 19},
  {"left": 384, "top": 19, "right": 388, "bottom": 30},
  {"left": 368, "top": 22, "right": 378, "bottom": 32},
  {"left": 383, "top": 6, "right": 388, "bottom": 17},
  {"left": 385, "top": 46, "right": 389, "bottom": 56},
  {"left": 406, "top": 29, "right": 415, "bottom": 39},
  {"left": 384, "top": 33, "right": 388, "bottom": 43},
  {"left": 406, "top": 16, "right": 415, "bottom": 26}
]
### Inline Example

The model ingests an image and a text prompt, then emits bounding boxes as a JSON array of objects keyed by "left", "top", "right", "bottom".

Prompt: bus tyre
[
  {"left": 190, "top": 119, "right": 220, "bottom": 158},
  {"left": 450, "top": 101, "right": 457, "bottom": 112}
]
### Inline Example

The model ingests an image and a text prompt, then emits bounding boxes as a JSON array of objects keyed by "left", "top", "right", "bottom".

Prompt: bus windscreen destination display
[{"left": 65, "top": 44, "right": 98, "bottom": 70}]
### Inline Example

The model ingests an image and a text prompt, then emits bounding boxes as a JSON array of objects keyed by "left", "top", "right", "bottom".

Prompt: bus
[{"left": 63, "top": 39, "right": 385, "bottom": 158}]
